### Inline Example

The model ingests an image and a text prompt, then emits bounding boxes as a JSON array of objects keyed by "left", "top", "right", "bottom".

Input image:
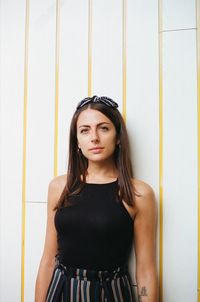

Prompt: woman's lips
[{"left": 89, "top": 147, "right": 104, "bottom": 153}]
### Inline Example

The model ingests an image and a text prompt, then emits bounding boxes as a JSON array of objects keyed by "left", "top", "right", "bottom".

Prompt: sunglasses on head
[{"left": 76, "top": 95, "right": 119, "bottom": 110}]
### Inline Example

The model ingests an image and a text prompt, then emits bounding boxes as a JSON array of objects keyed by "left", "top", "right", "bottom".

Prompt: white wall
[
  {"left": 0, "top": 1, "right": 26, "bottom": 301},
  {"left": 0, "top": 1, "right": 198, "bottom": 301},
  {"left": 162, "top": 1, "right": 197, "bottom": 301}
]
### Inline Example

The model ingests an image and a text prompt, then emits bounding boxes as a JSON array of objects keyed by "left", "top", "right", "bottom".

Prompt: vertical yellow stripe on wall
[
  {"left": 158, "top": 0, "right": 163, "bottom": 301},
  {"left": 197, "top": 0, "right": 200, "bottom": 301},
  {"left": 88, "top": 0, "right": 92, "bottom": 96},
  {"left": 54, "top": 0, "right": 60, "bottom": 177},
  {"left": 122, "top": 0, "right": 127, "bottom": 121},
  {"left": 21, "top": 0, "right": 29, "bottom": 301}
]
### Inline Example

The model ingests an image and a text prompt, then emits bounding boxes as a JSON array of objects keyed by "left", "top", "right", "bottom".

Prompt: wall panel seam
[
  {"left": 21, "top": 0, "right": 30, "bottom": 301},
  {"left": 158, "top": 0, "right": 163, "bottom": 301},
  {"left": 54, "top": 0, "right": 60, "bottom": 177},
  {"left": 197, "top": 0, "right": 200, "bottom": 300},
  {"left": 122, "top": 0, "right": 127, "bottom": 121},
  {"left": 88, "top": 0, "right": 92, "bottom": 96},
  {"left": 26, "top": 201, "right": 47, "bottom": 204},
  {"left": 161, "top": 28, "right": 197, "bottom": 33}
]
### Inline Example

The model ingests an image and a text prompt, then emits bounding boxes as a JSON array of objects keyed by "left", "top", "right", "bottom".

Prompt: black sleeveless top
[{"left": 54, "top": 180, "right": 133, "bottom": 270}]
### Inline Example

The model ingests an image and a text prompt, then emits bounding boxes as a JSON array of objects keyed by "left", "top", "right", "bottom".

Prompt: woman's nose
[{"left": 91, "top": 130, "right": 99, "bottom": 143}]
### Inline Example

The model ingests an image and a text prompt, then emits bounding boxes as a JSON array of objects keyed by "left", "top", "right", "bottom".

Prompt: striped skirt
[{"left": 46, "top": 261, "right": 136, "bottom": 302}]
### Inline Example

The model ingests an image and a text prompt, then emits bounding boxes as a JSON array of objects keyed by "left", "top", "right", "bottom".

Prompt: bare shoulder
[
  {"left": 49, "top": 174, "right": 67, "bottom": 189},
  {"left": 132, "top": 178, "right": 157, "bottom": 212},
  {"left": 132, "top": 178, "right": 155, "bottom": 196},
  {"left": 47, "top": 174, "right": 67, "bottom": 207}
]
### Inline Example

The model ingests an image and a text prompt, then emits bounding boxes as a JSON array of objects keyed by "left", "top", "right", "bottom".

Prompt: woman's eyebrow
[{"left": 78, "top": 122, "right": 110, "bottom": 128}]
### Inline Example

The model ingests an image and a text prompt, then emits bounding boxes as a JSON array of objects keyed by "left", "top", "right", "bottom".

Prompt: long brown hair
[{"left": 55, "top": 101, "right": 140, "bottom": 210}]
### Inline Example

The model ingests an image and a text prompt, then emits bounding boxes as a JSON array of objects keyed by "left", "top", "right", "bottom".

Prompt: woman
[{"left": 35, "top": 95, "right": 158, "bottom": 302}]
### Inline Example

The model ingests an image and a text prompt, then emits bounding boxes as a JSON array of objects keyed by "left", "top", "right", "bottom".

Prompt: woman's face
[{"left": 76, "top": 108, "right": 119, "bottom": 163}]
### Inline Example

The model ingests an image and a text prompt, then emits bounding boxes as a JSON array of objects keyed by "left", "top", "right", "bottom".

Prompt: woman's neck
[{"left": 86, "top": 161, "right": 118, "bottom": 183}]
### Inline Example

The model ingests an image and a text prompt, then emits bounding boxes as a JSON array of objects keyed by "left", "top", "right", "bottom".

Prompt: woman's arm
[
  {"left": 35, "top": 176, "right": 65, "bottom": 302},
  {"left": 133, "top": 182, "right": 158, "bottom": 302}
]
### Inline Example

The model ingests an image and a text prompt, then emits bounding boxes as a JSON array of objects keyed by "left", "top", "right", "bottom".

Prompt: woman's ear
[{"left": 116, "top": 139, "right": 120, "bottom": 145}]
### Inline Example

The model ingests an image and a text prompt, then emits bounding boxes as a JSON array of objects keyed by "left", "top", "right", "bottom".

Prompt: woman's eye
[
  {"left": 100, "top": 126, "right": 109, "bottom": 131},
  {"left": 80, "top": 129, "right": 88, "bottom": 133}
]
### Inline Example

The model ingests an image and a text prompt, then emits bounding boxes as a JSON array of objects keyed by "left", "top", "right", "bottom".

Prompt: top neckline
[{"left": 83, "top": 179, "right": 118, "bottom": 186}]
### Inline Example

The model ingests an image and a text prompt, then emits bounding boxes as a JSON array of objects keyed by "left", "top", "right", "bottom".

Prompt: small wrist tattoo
[{"left": 138, "top": 286, "right": 148, "bottom": 302}]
